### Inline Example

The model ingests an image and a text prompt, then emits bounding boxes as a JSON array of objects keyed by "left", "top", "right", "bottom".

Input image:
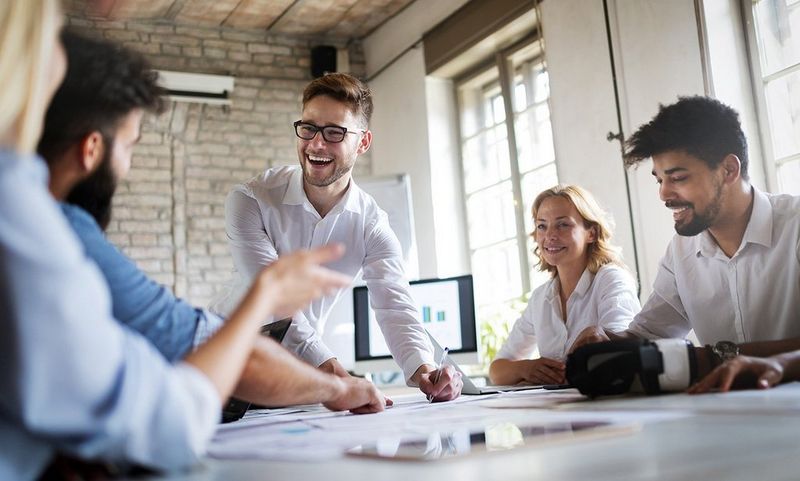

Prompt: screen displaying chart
[{"left": 367, "top": 279, "right": 463, "bottom": 357}]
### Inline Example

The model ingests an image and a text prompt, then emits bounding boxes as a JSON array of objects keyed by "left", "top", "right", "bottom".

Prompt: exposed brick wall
[{"left": 66, "top": 16, "right": 371, "bottom": 307}]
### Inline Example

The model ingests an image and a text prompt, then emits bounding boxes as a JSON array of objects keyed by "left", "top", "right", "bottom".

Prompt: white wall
[
  {"left": 369, "top": 45, "right": 439, "bottom": 278},
  {"left": 425, "top": 76, "right": 471, "bottom": 277}
]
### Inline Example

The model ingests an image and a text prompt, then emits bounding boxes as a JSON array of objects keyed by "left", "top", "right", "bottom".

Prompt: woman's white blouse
[{"left": 495, "top": 264, "right": 641, "bottom": 362}]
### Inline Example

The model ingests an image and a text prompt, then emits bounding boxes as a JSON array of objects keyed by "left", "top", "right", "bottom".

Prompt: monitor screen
[{"left": 353, "top": 274, "right": 478, "bottom": 366}]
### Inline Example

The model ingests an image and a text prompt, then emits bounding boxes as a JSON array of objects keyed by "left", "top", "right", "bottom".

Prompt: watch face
[{"left": 713, "top": 341, "right": 740, "bottom": 361}]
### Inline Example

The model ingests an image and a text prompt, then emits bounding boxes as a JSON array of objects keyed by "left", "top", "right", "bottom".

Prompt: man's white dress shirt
[
  {"left": 213, "top": 166, "right": 434, "bottom": 380},
  {"left": 628, "top": 188, "right": 800, "bottom": 344},
  {"left": 496, "top": 264, "right": 640, "bottom": 362}
]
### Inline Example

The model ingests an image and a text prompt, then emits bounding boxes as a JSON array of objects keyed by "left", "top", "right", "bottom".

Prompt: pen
[{"left": 428, "top": 347, "right": 449, "bottom": 403}]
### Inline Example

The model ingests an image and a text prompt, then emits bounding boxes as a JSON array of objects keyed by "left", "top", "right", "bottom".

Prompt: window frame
[
  {"left": 454, "top": 33, "right": 557, "bottom": 310},
  {"left": 742, "top": 0, "right": 800, "bottom": 192}
]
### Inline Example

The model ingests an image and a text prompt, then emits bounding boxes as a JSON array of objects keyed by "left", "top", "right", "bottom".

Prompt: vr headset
[{"left": 566, "top": 339, "right": 698, "bottom": 398}]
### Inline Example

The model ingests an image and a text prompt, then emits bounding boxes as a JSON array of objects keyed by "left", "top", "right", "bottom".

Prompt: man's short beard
[
  {"left": 675, "top": 182, "right": 723, "bottom": 237},
  {"left": 66, "top": 139, "right": 118, "bottom": 231},
  {"left": 302, "top": 160, "right": 353, "bottom": 188}
]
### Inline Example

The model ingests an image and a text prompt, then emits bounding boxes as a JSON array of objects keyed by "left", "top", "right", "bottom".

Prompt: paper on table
[
  {"left": 477, "top": 390, "right": 587, "bottom": 409},
  {"left": 207, "top": 391, "right": 690, "bottom": 462}
]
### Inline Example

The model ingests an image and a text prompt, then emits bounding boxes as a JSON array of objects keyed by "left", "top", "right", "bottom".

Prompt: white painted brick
[
  {"left": 150, "top": 34, "right": 200, "bottom": 46},
  {"left": 203, "top": 271, "right": 230, "bottom": 283},
  {"left": 152, "top": 273, "right": 175, "bottom": 286},
  {"left": 119, "top": 220, "right": 171, "bottom": 233},
  {"left": 188, "top": 257, "right": 213, "bottom": 270},
  {"left": 128, "top": 182, "right": 171, "bottom": 194},
  {"left": 125, "top": 246, "right": 172, "bottom": 259},
  {"left": 213, "top": 256, "right": 234, "bottom": 269},
  {"left": 131, "top": 234, "right": 159, "bottom": 246},
  {"left": 107, "top": 233, "right": 130, "bottom": 247},
  {"left": 105, "top": 29, "right": 141, "bottom": 42},
  {"left": 203, "top": 47, "right": 226, "bottom": 59},
  {"left": 137, "top": 259, "right": 162, "bottom": 272},
  {"left": 190, "top": 217, "right": 226, "bottom": 230},
  {"left": 175, "top": 26, "right": 220, "bottom": 39},
  {"left": 161, "top": 44, "right": 182, "bottom": 56}
]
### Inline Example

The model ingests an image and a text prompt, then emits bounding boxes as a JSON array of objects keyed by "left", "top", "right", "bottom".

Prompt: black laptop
[{"left": 220, "top": 318, "right": 292, "bottom": 423}]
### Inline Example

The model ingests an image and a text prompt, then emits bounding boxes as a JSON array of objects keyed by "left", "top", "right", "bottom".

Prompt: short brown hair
[{"left": 302, "top": 73, "right": 373, "bottom": 128}]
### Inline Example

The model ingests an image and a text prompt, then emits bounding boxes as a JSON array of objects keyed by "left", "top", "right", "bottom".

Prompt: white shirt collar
[
  {"left": 282, "top": 168, "right": 361, "bottom": 217},
  {"left": 696, "top": 187, "right": 772, "bottom": 258},
  {"left": 544, "top": 268, "right": 593, "bottom": 303}
]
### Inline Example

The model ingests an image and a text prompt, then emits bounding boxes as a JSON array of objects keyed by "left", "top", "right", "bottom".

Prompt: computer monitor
[{"left": 352, "top": 274, "right": 479, "bottom": 374}]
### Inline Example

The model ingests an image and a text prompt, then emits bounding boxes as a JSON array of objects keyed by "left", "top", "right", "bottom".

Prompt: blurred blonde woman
[
  {"left": 0, "top": 2, "right": 368, "bottom": 479},
  {"left": 489, "top": 185, "right": 641, "bottom": 385}
]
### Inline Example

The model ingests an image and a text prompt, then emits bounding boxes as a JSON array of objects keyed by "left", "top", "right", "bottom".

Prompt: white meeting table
[{"left": 134, "top": 383, "right": 800, "bottom": 481}]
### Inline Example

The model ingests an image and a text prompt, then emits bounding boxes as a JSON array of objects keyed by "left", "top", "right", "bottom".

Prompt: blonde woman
[
  {"left": 0, "top": 2, "right": 379, "bottom": 479},
  {"left": 489, "top": 185, "right": 641, "bottom": 386}
]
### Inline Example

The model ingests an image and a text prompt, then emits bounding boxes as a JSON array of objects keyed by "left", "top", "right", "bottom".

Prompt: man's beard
[
  {"left": 301, "top": 156, "right": 354, "bottom": 188},
  {"left": 67, "top": 147, "right": 118, "bottom": 231},
  {"left": 670, "top": 182, "right": 723, "bottom": 237}
]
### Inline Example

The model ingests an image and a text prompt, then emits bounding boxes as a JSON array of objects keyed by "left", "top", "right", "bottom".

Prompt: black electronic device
[
  {"left": 221, "top": 318, "right": 292, "bottom": 423},
  {"left": 566, "top": 339, "right": 696, "bottom": 398}
]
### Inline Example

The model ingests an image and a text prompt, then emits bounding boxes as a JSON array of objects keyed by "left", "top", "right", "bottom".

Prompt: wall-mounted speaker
[{"left": 311, "top": 45, "right": 337, "bottom": 78}]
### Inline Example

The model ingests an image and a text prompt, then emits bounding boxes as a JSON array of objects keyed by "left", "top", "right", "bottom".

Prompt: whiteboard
[
  {"left": 321, "top": 173, "right": 418, "bottom": 369},
  {"left": 357, "top": 173, "right": 418, "bottom": 277}
]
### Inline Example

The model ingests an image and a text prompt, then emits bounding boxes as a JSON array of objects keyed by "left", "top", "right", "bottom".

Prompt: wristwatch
[{"left": 711, "top": 340, "right": 740, "bottom": 364}]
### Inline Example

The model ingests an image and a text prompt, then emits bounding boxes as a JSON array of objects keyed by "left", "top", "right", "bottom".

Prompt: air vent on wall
[{"left": 156, "top": 70, "right": 234, "bottom": 105}]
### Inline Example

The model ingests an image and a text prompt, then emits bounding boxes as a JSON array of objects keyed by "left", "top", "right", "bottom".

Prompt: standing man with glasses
[{"left": 213, "top": 73, "right": 462, "bottom": 402}]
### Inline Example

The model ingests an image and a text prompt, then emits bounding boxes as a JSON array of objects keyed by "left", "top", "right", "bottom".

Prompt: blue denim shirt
[
  {"left": 0, "top": 150, "right": 219, "bottom": 480},
  {"left": 60, "top": 203, "right": 221, "bottom": 361}
]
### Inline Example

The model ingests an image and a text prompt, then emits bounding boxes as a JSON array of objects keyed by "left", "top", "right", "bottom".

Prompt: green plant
[{"left": 478, "top": 292, "right": 531, "bottom": 369}]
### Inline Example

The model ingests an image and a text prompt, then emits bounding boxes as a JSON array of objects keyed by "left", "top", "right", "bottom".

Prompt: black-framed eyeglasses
[{"left": 293, "top": 120, "right": 364, "bottom": 143}]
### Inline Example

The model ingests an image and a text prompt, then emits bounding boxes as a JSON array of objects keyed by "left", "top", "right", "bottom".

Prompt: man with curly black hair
[{"left": 571, "top": 96, "right": 800, "bottom": 387}]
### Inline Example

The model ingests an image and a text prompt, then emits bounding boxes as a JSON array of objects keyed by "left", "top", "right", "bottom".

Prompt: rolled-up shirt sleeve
[
  {"left": 192, "top": 309, "right": 225, "bottom": 348},
  {"left": 0, "top": 156, "right": 220, "bottom": 474},
  {"left": 282, "top": 311, "right": 337, "bottom": 367},
  {"left": 363, "top": 215, "right": 435, "bottom": 382},
  {"left": 627, "top": 246, "right": 692, "bottom": 340}
]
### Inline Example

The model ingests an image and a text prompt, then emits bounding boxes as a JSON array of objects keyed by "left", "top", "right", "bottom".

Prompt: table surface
[{"left": 134, "top": 383, "right": 800, "bottom": 481}]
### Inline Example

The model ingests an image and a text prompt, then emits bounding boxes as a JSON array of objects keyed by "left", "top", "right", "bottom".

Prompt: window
[
  {"left": 748, "top": 0, "right": 800, "bottom": 194},
  {"left": 456, "top": 40, "right": 558, "bottom": 331}
]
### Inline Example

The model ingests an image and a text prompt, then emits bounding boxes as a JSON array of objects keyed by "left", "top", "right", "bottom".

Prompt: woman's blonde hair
[
  {"left": 0, "top": 0, "right": 62, "bottom": 153},
  {"left": 531, "top": 184, "right": 624, "bottom": 276}
]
